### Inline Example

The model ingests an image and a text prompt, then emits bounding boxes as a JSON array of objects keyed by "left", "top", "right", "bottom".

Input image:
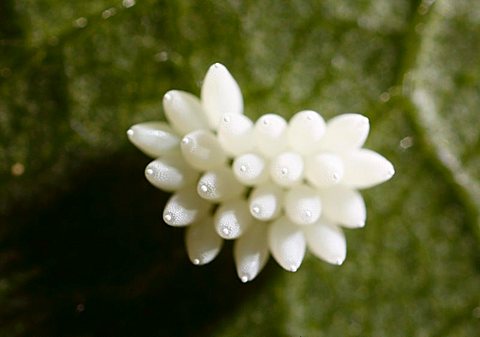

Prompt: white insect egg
[
  {"left": 248, "top": 183, "right": 284, "bottom": 221},
  {"left": 318, "top": 113, "right": 370, "bottom": 152},
  {"left": 163, "top": 187, "right": 212, "bottom": 227},
  {"left": 127, "top": 122, "right": 180, "bottom": 158},
  {"left": 253, "top": 114, "right": 288, "bottom": 157},
  {"left": 145, "top": 155, "right": 199, "bottom": 192},
  {"left": 201, "top": 63, "right": 243, "bottom": 129},
  {"left": 214, "top": 199, "right": 254, "bottom": 240},
  {"left": 305, "top": 153, "right": 344, "bottom": 188},
  {"left": 284, "top": 184, "right": 322, "bottom": 226},
  {"left": 287, "top": 110, "right": 326, "bottom": 155},
  {"left": 162, "top": 90, "right": 210, "bottom": 135},
  {"left": 319, "top": 186, "right": 366, "bottom": 228},
  {"left": 217, "top": 113, "right": 254, "bottom": 156},
  {"left": 268, "top": 216, "right": 306, "bottom": 272},
  {"left": 303, "top": 219, "right": 346, "bottom": 265},
  {"left": 233, "top": 223, "right": 269, "bottom": 282},
  {"left": 180, "top": 129, "right": 227, "bottom": 170},
  {"left": 341, "top": 149, "right": 395, "bottom": 189},
  {"left": 185, "top": 217, "right": 223, "bottom": 265},
  {"left": 232, "top": 153, "right": 269, "bottom": 186},
  {"left": 197, "top": 167, "right": 245, "bottom": 202},
  {"left": 270, "top": 151, "right": 304, "bottom": 187}
]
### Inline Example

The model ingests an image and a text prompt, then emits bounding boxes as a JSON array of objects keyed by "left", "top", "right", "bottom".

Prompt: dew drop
[
  {"left": 181, "top": 137, "right": 190, "bottom": 145},
  {"left": 399, "top": 136, "right": 414, "bottom": 150},
  {"left": 164, "top": 93, "right": 172, "bottom": 102},
  {"left": 241, "top": 275, "right": 248, "bottom": 283},
  {"left": 11, "top": 162, "right": 25, "bottom": 176},
  {"left": 122, "top": 0, "right": 136, "bottom": 8},
  {"left": 101, "top": 8, "right": 116, "bottom": 19},
  {"left": 154, "top": 51, "right": 169, "bottom": 62},
  {"left": 304, "top": 210, "right": 312, "bottom": 218},
  {"left": 146, "top": 168, "right": 154, "bottom": 175},
  {"left": 289, "top": 265, "right": 298, "bottom": 272},
  {"left": 223, "top": 115, "right": 231, "bottom": 123},
  {"left": 200, "top": 184, "right": 208, "bottom": 193},
  {"left": 379, "top": 91, "right": 391, "bottom": 102},
  {"left": 281, "top": 167, "right": 288, "bottom": 175},
  {"left": 222, "top": 228, "right": 230, "bottom": 235},
  {"left": 239, "top": 164, "right": 247, "bottom": 172},
  {"left": 127, "top": 129, "right": 134, "bottom": 136},
  {"left": 73, "top": 17, "right": 88, "bottom": 28},
  {"left": 193, "top": 258, "right": 200, "bottom": 265},
  {"left": 336, "top": 258, "right": 343, "bottom": 265},
  {"left": 251, "top": 205, "right": 261, "bottom": 214}
]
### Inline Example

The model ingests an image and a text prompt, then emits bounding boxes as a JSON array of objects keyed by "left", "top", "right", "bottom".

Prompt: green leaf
[{"left": 1, "top": 0, "right": 479, "bottom": 336}]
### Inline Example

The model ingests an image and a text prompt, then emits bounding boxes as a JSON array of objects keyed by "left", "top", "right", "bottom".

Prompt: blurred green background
[{"left": 1, "top": 0, "right": 480, "bottom": 336}]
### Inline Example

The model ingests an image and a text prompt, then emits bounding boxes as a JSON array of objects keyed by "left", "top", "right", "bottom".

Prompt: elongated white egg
[
  {"left": 127, "top": 122, "right": 179, "bottom": 158},
  {"left": 287, "top": 110, "right": 326, "bottom": 155},
  {"left": 270, "top": 152, "right": 304, "bottom": 187},
  {"left": 180, "top": 129, "right": 227, "bottom": 170},
  {"left": 253, "top": 114, "right": 288, "bottom": 157},
  {"left": 197, "top": 167, "right": 245, "bottom": 202},
  {"left": 214, "top": 199, "right": 253, "bottom": 240},
  {"left": 163, "top": 90, "right": 210, "bottom": 135},
  {"left": 185, "top": 217, "right": 223, "bottom": 265},
  {"left": 248, "top": 183, "right": 284, "bottom": 221},
  {"left": 145, "top": 155, "right": 199, "bottom": 192},
  {"left": 234, "top": 223, "right": 269, "bottom": 282},
  {"left": 163, "top": 187, "right": 212, "bottom": 227},
  {"left": 233, "top": 153, "right": 269, "bottom": 186},
  {"left": 268, "top": 216, "right": 306, "bottom": 272}
]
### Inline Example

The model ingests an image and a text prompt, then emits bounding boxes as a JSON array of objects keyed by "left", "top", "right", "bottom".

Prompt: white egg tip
[
  {"left": 163, "top": 92, "right": 172, "bottom": 101},
  {"left": 211, "top": 62, "right": 224, "bottom": 69},
  {"left": 163, "top": 213, "right": 172, "bottom": 223}
]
